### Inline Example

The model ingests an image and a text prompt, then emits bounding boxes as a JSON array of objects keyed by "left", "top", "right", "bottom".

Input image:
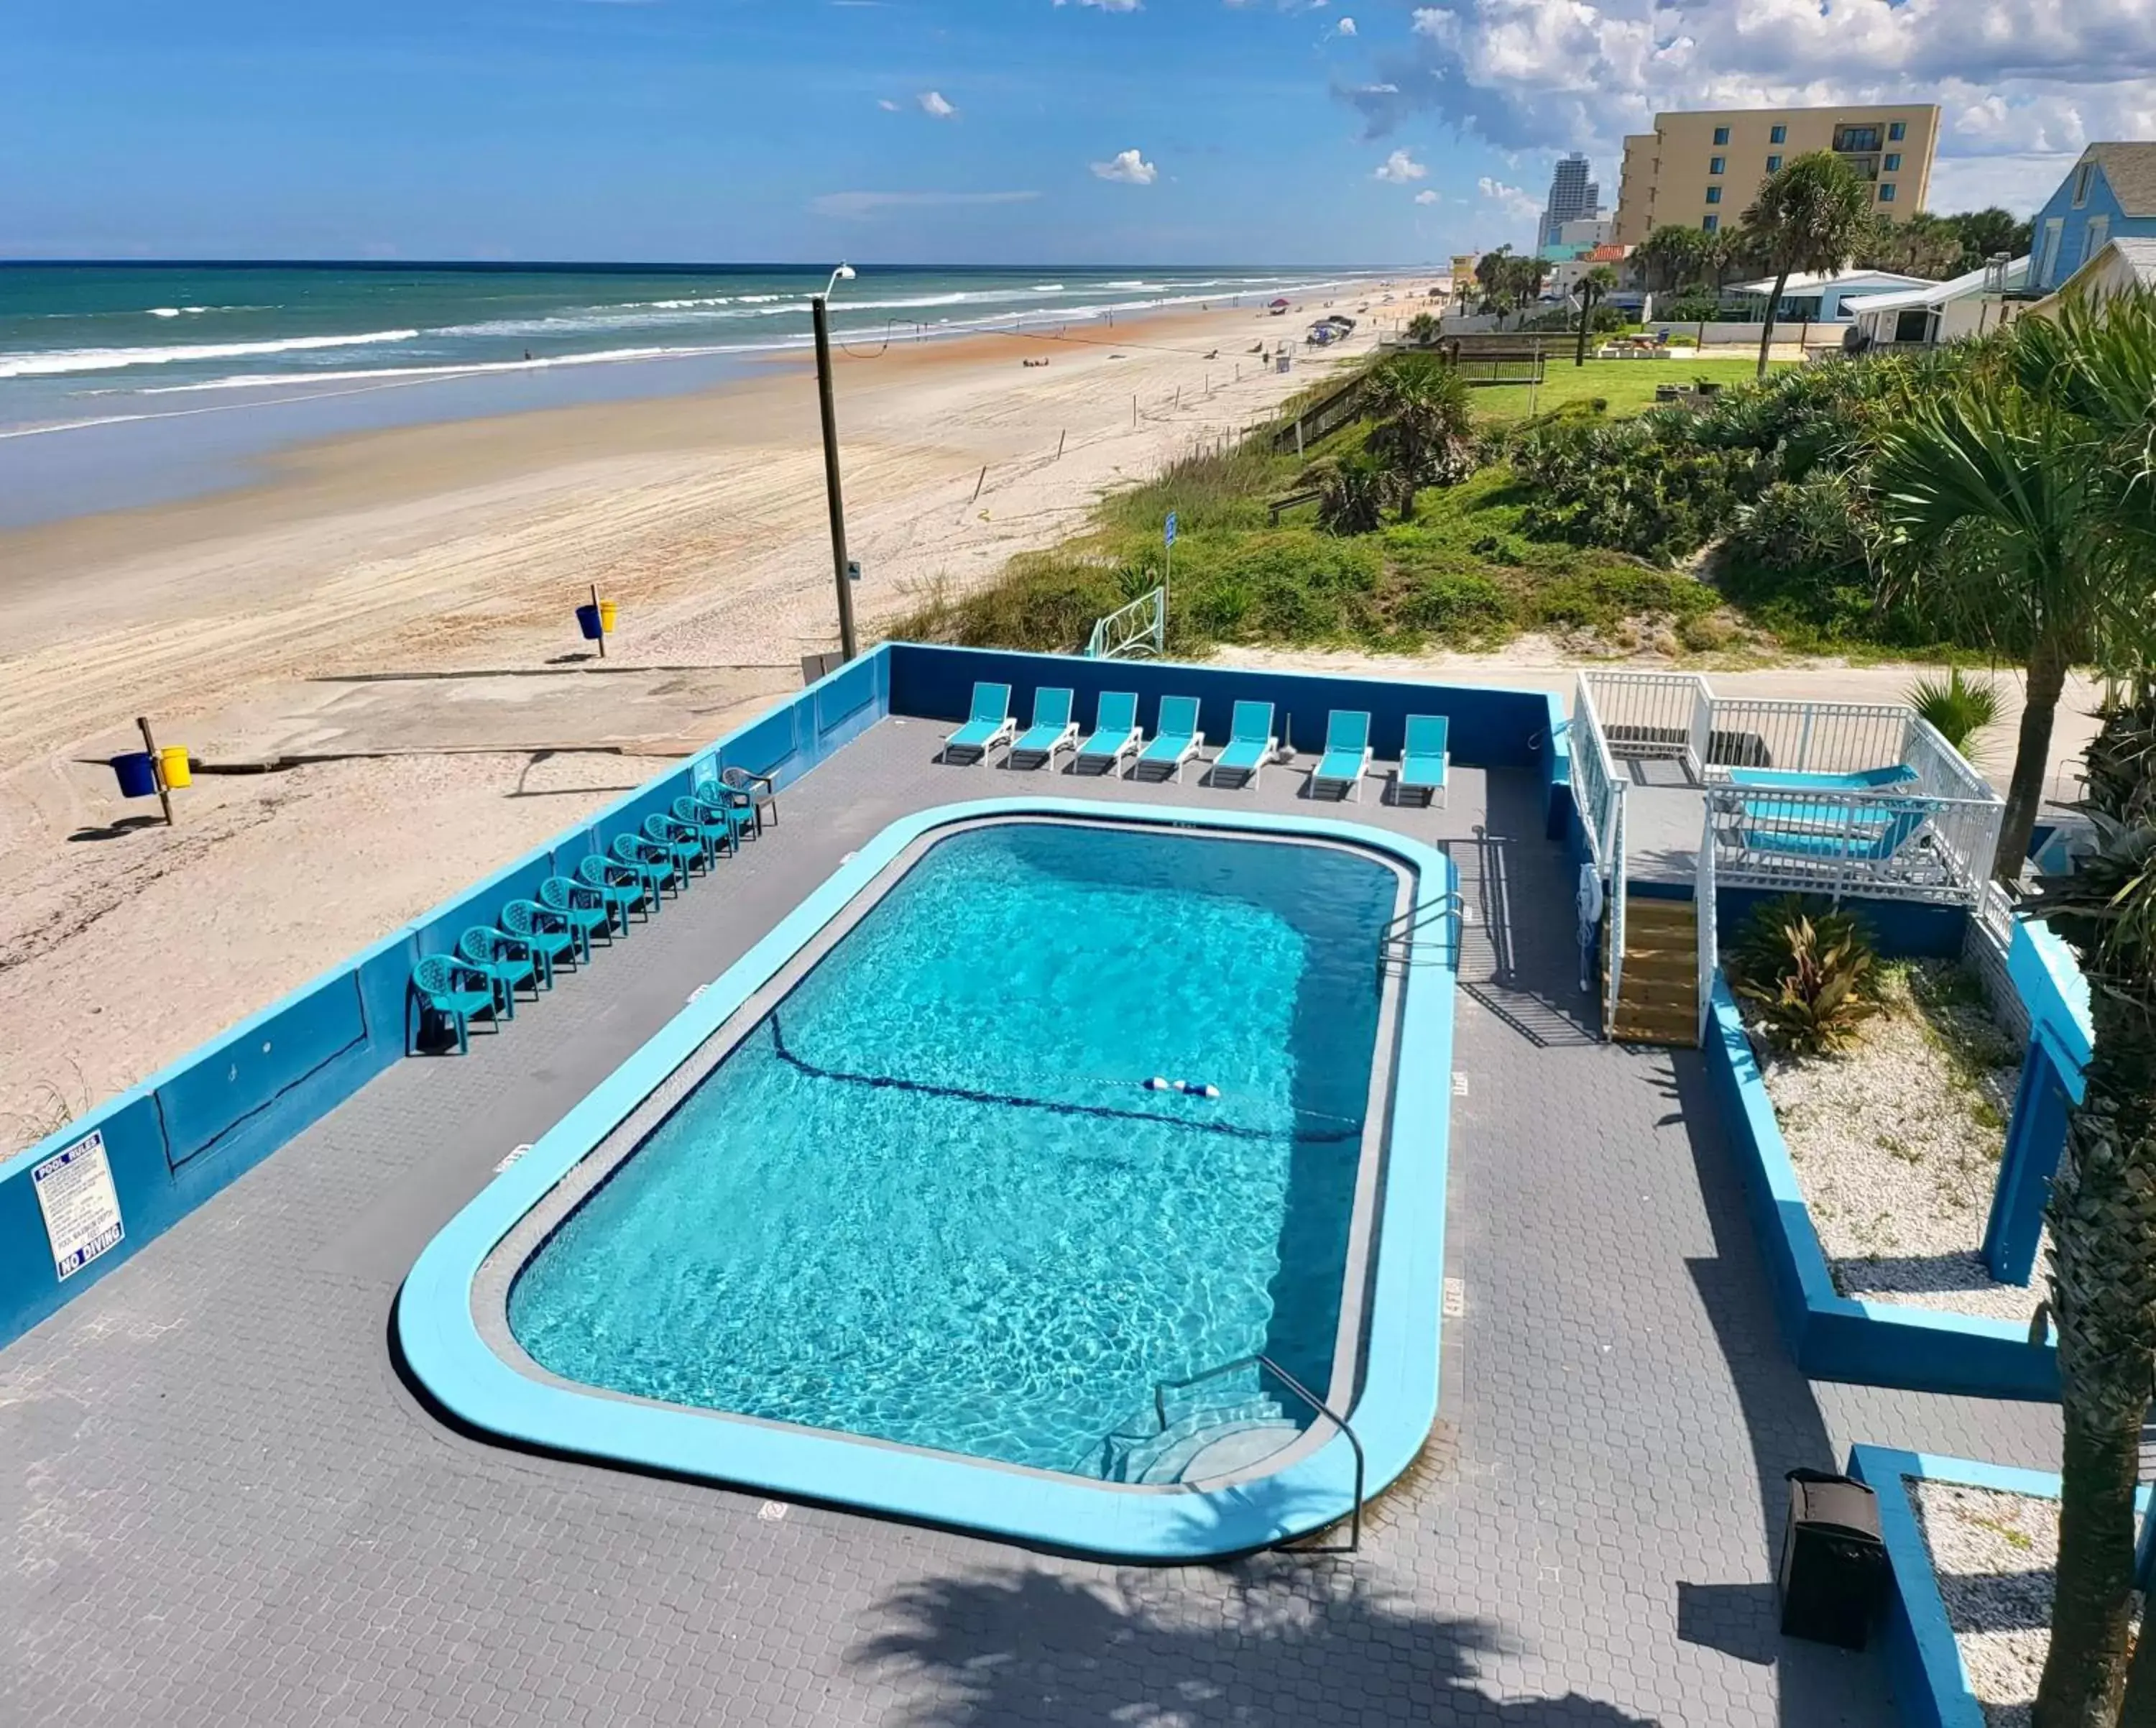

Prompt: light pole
[{"left": 811, "top": 264, "right": 859, "bottom": 662}]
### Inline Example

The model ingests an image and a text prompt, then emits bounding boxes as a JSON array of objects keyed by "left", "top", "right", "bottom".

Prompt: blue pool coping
[
  {"left": 1848, "top": 1445, "right": 2141, "bottom": 1728},
  {"left": 395, "top": 797, "right": 1457, "bottom": 1561},
  {"left": 1705, "top": 975, "right": 2058, "bottom": 1400}
]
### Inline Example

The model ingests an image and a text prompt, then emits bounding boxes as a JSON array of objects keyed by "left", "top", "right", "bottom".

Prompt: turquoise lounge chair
[
  {"left": 1396, "top": 714, "right": 1450, "bottom": 809},
  {"left": 1725, "top": 765, "right": 1919, "bottom": 793},
  {"left": 540, "top": 875, "right": 613, "bottom": 956},
  {"left": 942, "top": 681, "right": 1017, "bottom": 763},
  {"left": 576, "top": 852, "right": 650, "bottom": 926},
  {"left": 1736, "top": 804, "right": 1929, "bottom": 870},
  {"left": 612, "top": 832, "right": 678, "bottom": 900},
  {"left": 1007, "top": 687, "right": 1078, "bottom": 771},
  {"left": 410, "top": 955, "right": 495, "bottom": 1055},
  {"left": 1134, "top": 695, "right": 1204, "bottom": 783},
  {"left": 502, "top": 899, "right": 578, "bottom": 988},
  {"left": 1074, "top": 691, "right": 1143, "bottom": 776},
  {"left": 1210, "top": 701, "right": 1277, "bottom": 789},
  {"left": 673, "top": 794, "right": 742, "bottom": 864},
  {"left": 457, "top": 928, "right": 535, "bottom": 1021},
  {"left": 1310, "top": 710, "right": 1373, "bottom": 801}
]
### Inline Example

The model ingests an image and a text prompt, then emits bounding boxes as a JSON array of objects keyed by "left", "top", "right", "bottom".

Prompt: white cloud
[
  {"left": 1373, "top": 147, "right": 1429, "bottom": 184},
  {"left": 1336, "top": 16, "right": 1358, "bottom": 35},
  {"left": 917, "top": 90, "right": 957, "bottom": 119},
  {"left": 1091, "top": 148, "right": 1159, "bottom": 185},
  {"left": 1056, "top": 0, "right": 1142, "bottom": 9},
  {"left": 1415, "top": 188, "right": 1440, "bottom": 204},
  {"left": 1342, "top": 0, "right": 2156, "bottom": 213},
  {"left": 876, "top": 98, "right": 900, "bottom": 111},
  {"left": 1477, "top": 175, "right": 1542, "bottom": 220},
  {"left": 811, "top": 189, "right": 1041, "bottom": 220}
]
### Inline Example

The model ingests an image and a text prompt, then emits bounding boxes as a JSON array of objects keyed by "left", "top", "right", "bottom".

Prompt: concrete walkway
[{"left": 1, "top": 720, "right": 2057, "bottom": 1725}]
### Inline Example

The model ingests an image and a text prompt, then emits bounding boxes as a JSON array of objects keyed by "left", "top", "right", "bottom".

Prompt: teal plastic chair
[
  {"left": 1310, "top": 710, "right": 1373, "bottom": 801},
  {"left": 1210, "top": 701, "right": 1277, "bottom": 789},
  {"left": 941, "top": 682, "right": 1017, "bottom": 763},
  {"left": 1396, "top": 714, "right": 1450, "bottom": 808},
  {"left": 1074, "top": 691, "right": 1143, "bottom": 776},
  {"left": 644, "top": 812, "right": 706, "bottom": 881},
  {"left": 1134, "top": 695, "right": 1204, "bottom": 783},
  {"left": 612, "top": 832, "right": 678, "bottom": 900},
  {"left": 502, "top": 899, "right": 578, "bottom": 988},
  {"left": 1007, "top": 688, "right": 1078, "bottom": 770},
  {"left": 689, "top": 776, "right": 760, "bottom": 847},
  {"left": 673, "top": 794, "right": 741, "bottom": 864},
  {"left": 410, "top": 955, "right": 494, "bottom": 1054},
  {"left": 457, "top": 928, "right": 535, "bottom": 1020},
  {"left": 540, "top": 875, "right": 613, "bottom": 956},
  {"left": 576, "top": 852, "right": 650, "bottom": 927}
]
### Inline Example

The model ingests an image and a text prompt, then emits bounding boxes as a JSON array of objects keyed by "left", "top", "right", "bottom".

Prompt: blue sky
[{"left": 5, "top": 1, "right": 2144, "bottom": 264}]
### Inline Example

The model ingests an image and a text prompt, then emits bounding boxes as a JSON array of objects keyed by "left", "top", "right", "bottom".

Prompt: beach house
[
  {"left": 1843, "top": 254, "right": 2030, "bottom": 349},
  {"left": 2027, "top": 142, "right": 2156, "bottom": 294}
]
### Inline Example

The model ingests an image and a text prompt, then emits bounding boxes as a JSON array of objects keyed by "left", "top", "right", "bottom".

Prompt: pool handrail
[{"left": 1153, "top": 1352, "right": 1365, "bottom": 1552}]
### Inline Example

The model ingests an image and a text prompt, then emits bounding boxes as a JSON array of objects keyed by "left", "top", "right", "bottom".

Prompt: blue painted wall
[
  {"left": 0, "top": 646, "right": 895, "bottom": 1349},
  {"left": 1704, "top": 975, "right": 2057, "bottom": 1400},
  {"left": 885, "top": 643, "right": 1559, "bottom": 771},
  {"left": 2030, "top": 151, "right": 2156, "bottom": 290}
]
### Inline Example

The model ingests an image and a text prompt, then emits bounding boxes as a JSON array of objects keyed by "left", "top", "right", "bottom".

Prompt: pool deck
[{"left": 1, "top": 717, "right": 2058, "bottom": 1727}]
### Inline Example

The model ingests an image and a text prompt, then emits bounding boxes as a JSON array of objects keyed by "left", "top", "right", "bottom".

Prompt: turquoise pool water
[{"left": 506, "top": 820, "right": 1397, "bottom": 1480}]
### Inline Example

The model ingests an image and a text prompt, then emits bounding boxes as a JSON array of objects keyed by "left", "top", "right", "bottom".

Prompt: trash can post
[{"left": 137, "top": 716, "right": 175, "bottom": 827}]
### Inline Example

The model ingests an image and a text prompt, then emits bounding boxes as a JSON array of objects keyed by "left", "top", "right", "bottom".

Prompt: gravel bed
[
  {"left": 1756, "top": 961, "right": 2040, "bottom": 1325},
  {"left": 1910, "top": 1478, "right": 2060, "bottom": 1728}
]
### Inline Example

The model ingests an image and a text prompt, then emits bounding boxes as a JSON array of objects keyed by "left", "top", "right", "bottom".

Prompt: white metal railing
[
  {"left": 1583, "top": 671, "right": 1714, "bottom": 776},
  {"left": 1084, "top": 587, "right": 1166, "bottom": 660},
  {"left": 1573, "top": 674, "right": 1628, "bottom": 1037},
  {"left": 1901, "top": 717, "right": 2007, "bottom": 883},
  {"left": 1705, "top": 785, "right": 2003, "bottom": 906},
  {"left": 1975, "top": 878, "right": 2017, "bottom": 947},
  {"left": 1608, "top": 794, "right": 1628, "bottom": 1037},
  {"left": 1696, "top": 797, "right": 1718, "bottom": 1044},
  {"left": 1701, "top": 698, "right": 1911, "bottom": 778}
]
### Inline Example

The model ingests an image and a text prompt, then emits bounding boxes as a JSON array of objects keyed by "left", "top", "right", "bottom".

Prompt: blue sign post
[{"left": 1162, "top": 512, "right": 1177, "bottom": 638}]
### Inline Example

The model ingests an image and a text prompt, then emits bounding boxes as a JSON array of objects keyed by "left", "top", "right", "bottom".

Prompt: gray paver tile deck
[{"left": 2, "top": 718, "right": 2058, "bottom": 1725}]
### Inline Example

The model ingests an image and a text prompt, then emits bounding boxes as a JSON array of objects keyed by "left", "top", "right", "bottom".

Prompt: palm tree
[
  {"left": 1573, "top": 264, "right": 1618, "bottom": 367},
  {"left": 1631, "top": 224, "right": 1698, "bottom": 294},
  {"left": 1874, "top": 290, "right": 2156, "bottom": 880},
  {"left": 1741, "top": 152, "right": 1876, "bottom": 378},
  {"left": 1363, "top": 355, "right": 1475, "bottom": 510},
  {"left": 2027, "top": 800, "right": 2156, "bottom": 1727}
]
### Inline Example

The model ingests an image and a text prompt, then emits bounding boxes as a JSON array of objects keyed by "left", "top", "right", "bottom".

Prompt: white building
[
  {"left": 1723, "top": 267, "right": 1940, "bottom": 322},
  {"left": 1843, "top": 256, "right": 2030, "bottom": 347},
  {"left": 2024, "top": 234, "right": 2156, "bottom": 317}
]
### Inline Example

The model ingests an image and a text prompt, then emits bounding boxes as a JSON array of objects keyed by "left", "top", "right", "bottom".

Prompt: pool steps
[{"left": 1105, "top": 1392, "right": 1304, "bottom": 1486}]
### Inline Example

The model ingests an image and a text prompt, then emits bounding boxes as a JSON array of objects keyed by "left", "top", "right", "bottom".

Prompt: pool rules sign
[{"left": 33, "top": 1129, "right": 124, "bottom": 1282}]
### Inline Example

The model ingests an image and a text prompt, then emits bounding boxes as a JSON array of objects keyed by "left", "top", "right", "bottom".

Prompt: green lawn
[{"left": 1471, "top": 356, "right": 1787, "bottom": 423}]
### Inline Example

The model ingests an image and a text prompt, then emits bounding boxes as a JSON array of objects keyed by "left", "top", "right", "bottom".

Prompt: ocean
[{"left": 0, "top": 262, "right": 1380, "bottom": 525}]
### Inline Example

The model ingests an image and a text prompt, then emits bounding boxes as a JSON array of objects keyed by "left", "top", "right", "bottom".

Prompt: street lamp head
[{"left": 823, "top": 262, "right": 857, "bottom": 298}]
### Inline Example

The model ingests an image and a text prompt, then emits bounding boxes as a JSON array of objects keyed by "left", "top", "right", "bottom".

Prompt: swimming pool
[{"left": 398, "top": 799, "right": 1455, "bottom": 1559}]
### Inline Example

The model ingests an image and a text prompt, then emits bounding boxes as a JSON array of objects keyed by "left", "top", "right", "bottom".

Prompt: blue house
[{"left": 2029, "top": 142, "right": 2156, "bottom": 293}]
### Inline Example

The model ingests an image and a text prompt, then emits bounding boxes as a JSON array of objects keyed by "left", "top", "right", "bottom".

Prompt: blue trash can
[
  {"left": 576, "top": 603, "right": 603, "bottom": 640},
  {"left": 112, "top": 750, "right": 160, "bottom": 798}
]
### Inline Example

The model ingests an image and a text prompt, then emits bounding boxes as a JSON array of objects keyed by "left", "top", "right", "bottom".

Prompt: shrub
[
  {"left": 1905, "top": 665, "right": 2001, "bottom": 761},
  {"left": 1397, "top": 572, "right": 1516, "bottom": 640},
  {"left": 1734, "top": 896, "right": 1881, "bottom": 1055}
]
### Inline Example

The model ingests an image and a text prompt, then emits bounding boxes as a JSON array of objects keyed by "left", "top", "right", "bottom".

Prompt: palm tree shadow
[{"left": 849, "top": 1564, "right": 1659, "bottom": 1727}]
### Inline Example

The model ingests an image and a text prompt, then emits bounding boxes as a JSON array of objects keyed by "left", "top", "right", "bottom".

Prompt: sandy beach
[
  {"left": 0, "top": 286, "right": 1428, "bottom": 1148},
  {"left": 0, "top": 275, "right": 2107, "bottom": 1153}
]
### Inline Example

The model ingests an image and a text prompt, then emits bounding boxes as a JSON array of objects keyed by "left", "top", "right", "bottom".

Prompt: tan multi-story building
[{"left": 1613, "top": 104, "right": 1939, "bottom": 244}]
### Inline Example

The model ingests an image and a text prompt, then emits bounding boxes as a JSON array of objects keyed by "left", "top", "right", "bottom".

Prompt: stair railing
[
  {"left": 1695, "top": 795, "right": 1717, "bottom": 1046},
  {"left": 1151, "top": 1353, "right": 1365, "bottom": 1551}
]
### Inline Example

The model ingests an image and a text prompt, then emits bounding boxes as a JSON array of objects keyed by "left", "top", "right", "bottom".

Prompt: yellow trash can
[
  {"left": 157, "top": 745, "right": 193, "bottom": 789},
  {"left": 599, "top": 599, "right": 619, "bottom": 633}
]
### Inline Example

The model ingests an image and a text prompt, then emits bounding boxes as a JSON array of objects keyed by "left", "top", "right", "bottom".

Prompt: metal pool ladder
[
  {"left": 1156, "top": 1352, "right": 1367, "bottom": 1553},
  {"left": 1378, "top": 891, "right": 1465, "bottom": 975}
]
